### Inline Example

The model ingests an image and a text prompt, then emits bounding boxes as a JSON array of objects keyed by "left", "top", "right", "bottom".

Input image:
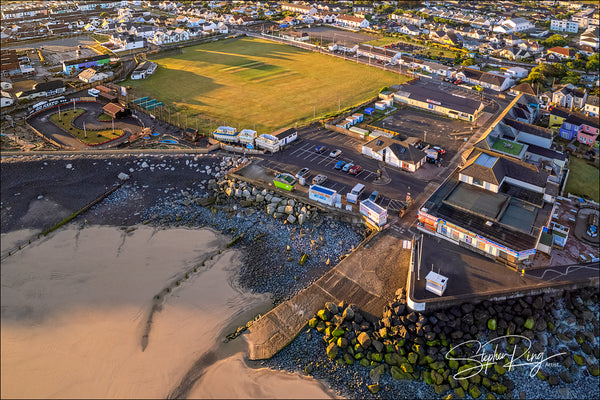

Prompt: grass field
[
  {"left": 565, "top": 157, "right": 600, "bottom": 203},
  {"left": 122, "top": 37, "right": 407, "bottom": 133},
  {"left": 49, "top": 109, "right": 124, "bottom": 145}
]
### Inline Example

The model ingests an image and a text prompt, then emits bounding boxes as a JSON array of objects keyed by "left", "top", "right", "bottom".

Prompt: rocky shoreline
[{"left": 261, "top": 287, "right": 599, "bottom": 399}]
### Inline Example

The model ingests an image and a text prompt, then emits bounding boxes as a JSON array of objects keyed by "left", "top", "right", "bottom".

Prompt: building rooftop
[{"left": 394, "top": 82, "right": 483, "bottom": 115}]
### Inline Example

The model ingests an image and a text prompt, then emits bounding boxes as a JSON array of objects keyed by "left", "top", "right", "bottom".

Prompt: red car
[
  {"left": 348, "top": 165, "right": 363, "bottom": 175},
  {"left": 432, "top": 146, "right": 446, "bottom": 155}
]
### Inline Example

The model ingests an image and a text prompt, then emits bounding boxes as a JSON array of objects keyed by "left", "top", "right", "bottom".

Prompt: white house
[
  {"left": 505, "top": 66, "right": 529, "bottom": 79},
  {"left": 281, "top": 3, "right": 317, "bottom": 15},
  {"left": 550, "top": 19, "right": 579, "bottom": 33},
  {"left": 503, "top": 17, "right": 535, "bottom": 32},
  {"left": 1, "top": 96, "right": 14, "bottom": 108},
  {"left": 336, "top": 14, "right": 370, "bottom": 29}
]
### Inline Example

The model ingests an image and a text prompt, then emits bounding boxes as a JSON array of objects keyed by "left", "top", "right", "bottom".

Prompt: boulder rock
[
  {"left": 325, "top": 302, "right": 339, "bottom": 315},
  {"left": 357, "top": 332, "right": 372, "bottom": 349},
  {"left": 342, "top": 307, "right": 355, "bottom": 321},
  {"left": 326, "top": 342, "right": 339, "bottom": 359}
]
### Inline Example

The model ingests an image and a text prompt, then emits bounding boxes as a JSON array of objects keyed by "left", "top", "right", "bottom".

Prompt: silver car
[{"left": 312, "top": 174, "right": 328, "bottom": 185}]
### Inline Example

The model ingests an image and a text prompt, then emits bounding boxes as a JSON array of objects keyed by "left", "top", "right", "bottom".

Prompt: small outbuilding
[{"left": 102, "top": 102, "right": 130, "bottom": 119}]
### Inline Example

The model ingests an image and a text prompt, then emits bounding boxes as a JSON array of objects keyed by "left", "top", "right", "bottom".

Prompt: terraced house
[{"left": 456, "top": 67, "right": 514, "bottom": 92}]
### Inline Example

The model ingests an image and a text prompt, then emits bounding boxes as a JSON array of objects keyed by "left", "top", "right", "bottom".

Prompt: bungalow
[
  {"left": 519, "top": 40, "right": 544, "bottom": 54},
  {"left": 546, "top": 46, "right": 576, "bottom": 60},
  {"left": 362, "top": 136, "right": 427, "bottom": 172},
  {"left": 551, "top": 84, "right": 587, "bottom": 109},
  {"left": 336, "top": 14, "right": 369, "bottom": 29},
  {"left": 282, "top": 30, "right": 309, "bottom": 42},
  {"left": 456, "top": 67, "right": 515, "bottom": 92},
  {"left": 509, "top": 82, "right": 537, "bottom": 97},
  {"left": 235, "top": 16, "right": 255, "bottom": 26},
  {"left": 505, "top": 66, "right": 529, "bottom": 79},
  {"left": 357, "top": 45, "right": 400, "bottom": 63},
  {"left": 131, "top": 61, "right": 157, "bottom": 80},
  {"left": 393, "top": 82, "right": 485, "bottom": 122},
  {"left": 271, "top": 127, "right": 297, "bottom": 147},
  {"left": 503, "top": 17, "right": 535, "bottom": 32},
  {"left": 15, "top": 80, "right": 65, "bottom": 101}
]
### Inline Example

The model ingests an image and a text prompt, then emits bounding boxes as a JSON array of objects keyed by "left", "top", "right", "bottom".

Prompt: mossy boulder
[
  {"left": 487, "top": 319, "right": 496, "bottom": 331},
  {"left": 401, "top": 362, "right": 414, "bottom": 374},
  {"left": 469, "top": 385, "right": 482, "bottom": 399},
  {"left": 391, "top": 365, "right": 413, "bottom": 380},
  {"left": 385, "top": 352, "right": 402, "bottom": 366},
  {"left": 423, "top": 370, "right": 433, "bottom": 385},
  {"left": 449, "top": 359, "right": 459, "bottom": 370},
  {"left": 369, "top": 364, "right": 386, "bottom": 382},
  {"left": 434, "top": 384, "right": 451, "bottom": 395},
  {"left": 407, "top": 352, "right": 419, "bottom": 364},
  {"left": 326, "top": 342, "right": 339, "bottom": 359},
  {"left": 431, "top": 370, "right": 444, "bottom": 385},
  {"left": 524, "top": 317, "right": 534, "bottom": 330},
  {"left": 430, "top": 360, "right": 446, "bottom": 370},
  {"left": 343, "top": 353, "right": 354, "bottom": 365},
  {"left": 360, "top": 358, "right": 370, "bottom": 367},
  {"left": 331, "top": 327, "right": 345, "bottom": 337},
  {"left": 490, "top": 383, "right": 507, "bottom": 395},
  {"left": 317, "top": 309, "right": 330, "bottom": 321},
  {"left": 482, "top": 377, "right": 492, "bottom": 388},
  {"left": 354, "top": 352, "right": 363, "bottom": 360},
  {"left": 316, "top": 321, "right": 326, "bottom": 333},
  {"left": 573, "top": 354, "right": 585, "bottom": 366},
  {"left": 588, "top": 365, "right": 599, "bottom": 376},
  {"left": 485, "top": 394, "right": 496, "bottom": 400},
  {"left": 308, "top": 317, "right": 318, "bottom": 328},
  {"left": 493, "top": 363, "right": 506, "bottom": 375},
  {"left": 371, "top": 352, "right": 383, "bottom": 363},
  {"left": 536, "top": 370, "right": 547, "bottom": 380},
  {"left": 459, "top": 378, "right": 469, "bottom": 391},
  {"left": 454, "top": 387, "right": 465, "bottom": 398}
]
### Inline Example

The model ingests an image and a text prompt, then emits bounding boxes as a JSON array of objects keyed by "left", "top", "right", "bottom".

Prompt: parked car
[
  {"left": 432, "top": 146, "right": 446, "bottom": 155},
  {"left": 413, "top": 139, "right": 422, "bottom": 148},
  {"left": 296, "top": 167, "right": 310, "bottom": 179},
  {"left": 342, "top": 162, "right": 354, "bottom": 172},
  {"left": 329, "top": 149, "right": 342, "bottom": 158},
  {"left": 334, "top": 160, "right": 346, "bottom": 170},
  {"left": 315, "top": 145, "right": 326, "bottom": 153},
  {"left": 312, "top": 174, "right": 328, "bottom": 185},
  {"left": 368, "top": 191, "right": 380, "bottom": 202},
  {"left": 348, "top": 165, "right": 363, "bottom": 175}
]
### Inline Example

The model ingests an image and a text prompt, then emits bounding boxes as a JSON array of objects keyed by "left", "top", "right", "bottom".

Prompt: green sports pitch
[{"left": 123, "top": 37, "right": 408, "bottom": 133}]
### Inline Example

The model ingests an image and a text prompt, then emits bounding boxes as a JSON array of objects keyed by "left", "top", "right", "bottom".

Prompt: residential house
[
  {"left": 280, "top": 3, "right": 317, "bottom": 15},
  {"left": 498, "top": 46, "right": 531, "bottom": 61},
  {"left": 551, "top": 84, "right": 588, "bottom": 109},
  {"left": 271, "top": 127, "right": 297, "bottom": 147},
  {"left": 15, "top": 80, "right": 66, "bottom": 101},
  {"left": 235, "top": 16, "right": 255, "bottom": 25},
  {"left": 282, "top": 30, "right": 309, "bottom": 42},
  {"left": 352, "top": 4, "right": 374, "bottom": 15},
  {"left": 391, "top": 13, "right": 426, "bottom": 26},
  {"left": 550, "top": 19, "right": 579, "bottom": 33},
  {"left": 398, "top": 24, "right": 420, "bottom": 36},
  {"left": 502, "top": 118, "right": 553, "bottom": 149},
  {"left": 362, "top": 136, "right": 427, "bottom": 172},
  {"left": 550, "top": 106, "right": 600, "bottom": 144},
  {"left": 509, "top": 82, "right": 538, "bottom": 97},
  {"left": 336, "top": 14, "right": 370, "bottom": 29},
  {"left": 505, "top": 67, "right": 530, "bottom": 80},
  {"left": 572, "top": 8, "right": 596, "bottom": 29},
  {"left": 519, "top": 40, "right": 544, "bottom": 55},
  {"left": 584, "top": 95, "right": 599, "bottom": 117},
  {"left": 546, "top": 46, "right": 576, "bottom": 60},
  {"left": 579, "top": 27, "right": 599, "bottom": 50},
  {"left": 456, "top": 67, "right": 515, "bottom": 92}
]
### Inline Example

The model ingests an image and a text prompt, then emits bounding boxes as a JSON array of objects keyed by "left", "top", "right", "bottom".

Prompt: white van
[{"left": 347, "top": 183, "right": 365, "bottom": 204}]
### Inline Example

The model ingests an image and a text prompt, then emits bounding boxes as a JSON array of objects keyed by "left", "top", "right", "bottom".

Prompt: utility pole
[
  {"left": 84, "top": 121, "right": 87, "bottom": 138},
  {"left": 177, "top": 112, "right": 180, "bottom": 127},
  {"left": 112, "top": 117, "right": 115, "bottom": 134},
  {"left": 314, "top": 104, "right": 316, "bottom": 119},
  {"left": 58, "top": 105, "right": 61, "bottom": 121}
]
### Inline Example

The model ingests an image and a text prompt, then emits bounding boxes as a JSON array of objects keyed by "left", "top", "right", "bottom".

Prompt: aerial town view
[{"left": 1, "top": 0, "right": 599, "bottom": 399}]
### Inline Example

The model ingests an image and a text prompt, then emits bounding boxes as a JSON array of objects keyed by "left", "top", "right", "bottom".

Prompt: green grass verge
[
  {"left": 49, "top": 108, "right": 124, "bottom": 145},
  {"left": 122, "top": 37, "right": 407, "bottom": 133},
  {"left": 565, "top": 157, "right": 600, "bottom": 203},
  {"left": 97, "top": 113, "right": 113, "bottom": 121}
]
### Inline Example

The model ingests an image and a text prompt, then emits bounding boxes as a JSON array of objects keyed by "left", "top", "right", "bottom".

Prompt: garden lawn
[
  {"left": 122, "top": 37, "right": 406, "bottom": 133},
  {"left": 49, "top": 109, "right": 125, "bottom": 145},
  {"left": 564, "top": 157, "right": 600, "bottom": 203}
]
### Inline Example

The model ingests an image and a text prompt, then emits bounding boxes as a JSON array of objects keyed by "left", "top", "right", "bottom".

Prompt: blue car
[
  {"left": 342, "top": 162, "right": 354, "bottom": 172},
  {"left": 315, "top": 145, "right": 326, "bottom": 153},
  {"left": 334, "top": 160, "right": 346, "bottom": 170}
]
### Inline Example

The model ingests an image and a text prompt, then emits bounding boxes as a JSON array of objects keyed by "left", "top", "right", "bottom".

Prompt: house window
[
  {"left": 472, "top": 178, "right": 483, "bottom": 187},
  {"left": 564, "top": 122, "right": 571, "bottom": 130}
]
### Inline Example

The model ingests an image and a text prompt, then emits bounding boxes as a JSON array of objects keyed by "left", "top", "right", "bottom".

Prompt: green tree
[
  {"left": 586, "top": 53, "right": 599, "bottom": 72},
  {"left": 543, "top": 34, "right": 568, "bottom": 48},
  {"left": 461, "top": 57, "right": 476, "bottom": 66},
  {"left": 560, "top": 71, "right": 580, "bottom": 85}
]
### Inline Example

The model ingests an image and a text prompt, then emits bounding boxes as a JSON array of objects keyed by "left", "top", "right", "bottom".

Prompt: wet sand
[{"left": 1, "top": 225, "right": 333, "bottom": 399}]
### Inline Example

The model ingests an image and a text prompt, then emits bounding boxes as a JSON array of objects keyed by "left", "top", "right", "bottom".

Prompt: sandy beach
[{"left": 1, "top": 225, "right": 333, "bottom": 399}]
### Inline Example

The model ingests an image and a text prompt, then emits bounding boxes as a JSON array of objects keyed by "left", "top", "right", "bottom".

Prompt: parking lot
[{"left": 256, "top": 127, "right": 431, "bottom": 211}]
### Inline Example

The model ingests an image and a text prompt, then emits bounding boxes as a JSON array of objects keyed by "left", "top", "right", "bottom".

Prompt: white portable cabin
[
  {"left": 309, "top": 185, "right": 336, "bottom": 206},
  {"left": 213, "top": 126, "right": 239, "bottom": 143},
  {"left": 238, "top": 129, "right": 257, "bottom": 145},
  {"left": 255, "top": 133, "right": 280, "bottom": 152},
  {"left": 425, "top": 271, "right": 448, "bottom": 296},
  {"left": 359, "top": 199, "right": 388, "bottom": 226}
]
